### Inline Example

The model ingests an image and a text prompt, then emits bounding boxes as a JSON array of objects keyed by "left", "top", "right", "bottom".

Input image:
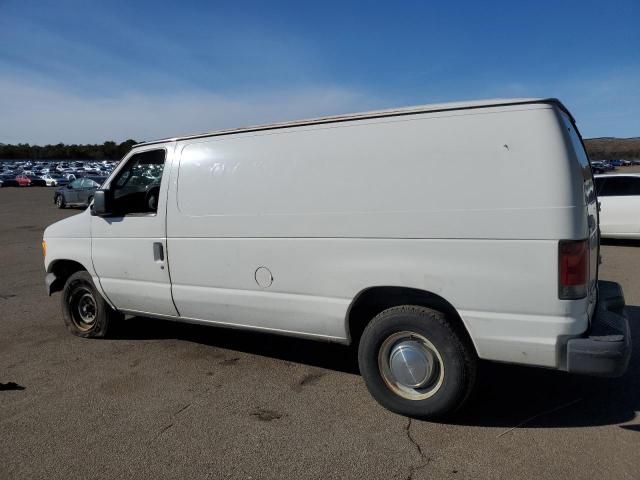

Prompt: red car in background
[{"left": 15, "top": 174, "right": 31, "bottom": 187}]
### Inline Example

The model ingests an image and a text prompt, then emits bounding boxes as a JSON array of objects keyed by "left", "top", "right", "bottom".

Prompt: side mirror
[
  {"left": 67, "top": 184, "right": 73, "bottom": 189},
  {"left": 91, "top": 189, "right": 113, "bottom": 216}
]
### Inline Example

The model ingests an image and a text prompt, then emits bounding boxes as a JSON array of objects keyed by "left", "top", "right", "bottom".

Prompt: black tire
[
  {"left": 358, "top": 305, "right": 477, "bottom": 419},
  {"left": 61, "top": 271, "right": 121, "bottom": 338},
  {"left": 55, "top": 195, "right": 66, "bottom": 209},
  {"left": 87, "top": 196, "right": 93, "bottom": 207}
]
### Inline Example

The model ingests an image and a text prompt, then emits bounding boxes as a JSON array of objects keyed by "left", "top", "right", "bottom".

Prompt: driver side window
[{"left": 111, "top": 149, "right": 166, "bottom": 215}]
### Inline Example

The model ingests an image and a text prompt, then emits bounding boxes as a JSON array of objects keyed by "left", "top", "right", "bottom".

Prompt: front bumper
[
  {"left": 45, "top": 272, "right": 59, "bottom": 296},
  {"left": 566, "top": 280, "right": 631, "bottom": 377}
]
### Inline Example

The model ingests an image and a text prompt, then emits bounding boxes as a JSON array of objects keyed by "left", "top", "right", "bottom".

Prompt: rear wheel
[
  {"left": 55, "top": 195, "right": 65, "bottom": 209},
  {"left": 358, "top": 305, "right": 477, "bottom": 419},
  {"left": 61, "top": 271, "right": 121, "bottom": 338}
]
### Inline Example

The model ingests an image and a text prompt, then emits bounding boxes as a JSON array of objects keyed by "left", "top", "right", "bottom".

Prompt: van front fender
[{"left": 45, "top": 272, "right": 61, "bottom": 296}]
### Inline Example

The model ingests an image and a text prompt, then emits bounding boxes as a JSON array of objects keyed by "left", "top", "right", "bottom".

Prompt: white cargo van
[{"left": 43, "top": 98, "right": 631, "bottom": 418}]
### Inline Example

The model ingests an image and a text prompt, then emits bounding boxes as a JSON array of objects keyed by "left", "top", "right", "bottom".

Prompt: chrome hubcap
[
  {"left": 389, "top": 340, "right": 435, "bottom": 388},
  {"left": 378, "top": 331, "right": 444, "bottom": 400}
]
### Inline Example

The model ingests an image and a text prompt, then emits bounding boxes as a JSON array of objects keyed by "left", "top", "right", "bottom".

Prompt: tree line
[
  {"left": 0, "top": 140, "right": 138, "bottom": 160},
  {"left": 0, "top": 137, "right": 638, "bottom": 160}
]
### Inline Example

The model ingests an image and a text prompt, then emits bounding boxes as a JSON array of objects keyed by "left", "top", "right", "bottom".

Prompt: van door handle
[{"left": 153, "top": 242, "right": 165, "bottom": 262}]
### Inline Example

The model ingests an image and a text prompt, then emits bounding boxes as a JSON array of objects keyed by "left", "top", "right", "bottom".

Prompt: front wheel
[
  {"left": 55, "top": 195, "right": 65, "bottom": 209},
  {"left": 61, "top": 271, "right": 121, "bottom": 338},
  {"left": 358, "top": 305, "right": 477, "bottom": 419}
]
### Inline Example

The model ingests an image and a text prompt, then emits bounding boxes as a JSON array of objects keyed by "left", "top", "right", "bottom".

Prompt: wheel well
[
  {"left": 48, "top": 260, "right": 87, "bottom": 294},
  {"left": 346, "top": 286, "right": 476, "bottom": 352}
]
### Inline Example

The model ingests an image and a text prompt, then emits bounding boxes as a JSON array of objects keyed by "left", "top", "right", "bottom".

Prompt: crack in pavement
[
  {"left": 149, "top": 401, "right": 197, "bottom": 444},
  {"left": 148, "top": 383, "right": 217, "bottom": 443},
  {"left": 496, "top": 398, "right": 582, "bottom": 438},
  {"left": 404, "top": 418, "right": 432, "bottom": 480},
  {"left": 150, "top": 423, "right": 174, "bottom": 443},
  {"left": 174, "top": 402, "right": 193, "bottom": 416}
]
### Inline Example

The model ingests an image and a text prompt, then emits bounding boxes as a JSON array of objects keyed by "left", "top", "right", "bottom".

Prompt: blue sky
[{"left": 1, "top": 0, "right": 638, "bottom": 143}]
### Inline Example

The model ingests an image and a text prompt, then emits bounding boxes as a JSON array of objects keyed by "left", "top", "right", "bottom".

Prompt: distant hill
[{"left": 584, "top": 137, "right": 640, "bottom": 160}]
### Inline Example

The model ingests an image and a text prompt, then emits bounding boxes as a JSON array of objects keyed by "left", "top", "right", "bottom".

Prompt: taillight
[{"left": 558, "top": 239, "right": 588, "bottom": 299}]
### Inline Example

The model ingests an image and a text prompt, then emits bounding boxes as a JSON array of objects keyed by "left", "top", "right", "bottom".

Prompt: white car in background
[
  {"left": 595, "top": 174, "right": 640, "bottom": 239},
  {"left": 40, "top": 174, "right": 58, "bottom": 187}
]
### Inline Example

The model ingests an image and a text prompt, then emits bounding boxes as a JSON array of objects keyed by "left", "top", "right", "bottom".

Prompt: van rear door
[{"left": 560, "top": 113, "right": 599, "bottom": 309}]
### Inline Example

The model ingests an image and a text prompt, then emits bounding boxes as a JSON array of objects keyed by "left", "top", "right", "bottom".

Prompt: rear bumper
[{"left": 566, "top": 280, "right": 631, "bottom": 377}]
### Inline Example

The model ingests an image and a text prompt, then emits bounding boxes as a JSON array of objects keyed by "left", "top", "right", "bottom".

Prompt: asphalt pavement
[{"left": 1, "top": 187, "right": 638, "bottom": 480}]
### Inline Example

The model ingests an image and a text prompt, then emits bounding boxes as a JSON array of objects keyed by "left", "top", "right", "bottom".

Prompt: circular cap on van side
[{"left": 254, "top": 267, "right": 273, "bottom": 288}]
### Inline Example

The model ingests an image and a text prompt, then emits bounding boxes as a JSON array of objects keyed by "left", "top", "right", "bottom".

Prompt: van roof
[{"left": 135, "top": 97, "right": 570, "bottom": 147}]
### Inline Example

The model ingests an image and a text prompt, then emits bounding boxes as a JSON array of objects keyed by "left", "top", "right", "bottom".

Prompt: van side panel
[
  {"left": 167, "top": 238, "right": 588, "bottom": 366},
  {"left": 166, "top": 105, "right": 587, "bottom": 368},
  {"left": 171, "top": 105, "right": 585, "bottom": 240}
]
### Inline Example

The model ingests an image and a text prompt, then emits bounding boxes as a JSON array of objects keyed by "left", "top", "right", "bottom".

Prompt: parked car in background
[
  {"left": 43, "top": 173, "right": 71, "bottom": 186},
  {"left": 27, "top": 175, "right": 47, "bottom": 187},
  {"left": 15, "top": 174, "right": 31, "bottom": 187},
  {"left": 49, "top": 174, "right": 69, "bottom": 186},
  {"left": 0, "top": 174, "right": 18, "bottom": 187},
  {"left": 600, "top": 160, "right": 615, "bottom": 171},
  {"left": 53, "top": 176, "right": 105, "bottom": 208},
  {"left": 86, "top": 175, "right": 107, "bottom": 186},
  {"left": 41, "top": 174, "right": 59, "bottom": 186},
  {"left": 595, "top": 174, "right": 640, "bottom": 239},
  {"left": 590, "top": 161, "right": 608, "bottom": 174}
]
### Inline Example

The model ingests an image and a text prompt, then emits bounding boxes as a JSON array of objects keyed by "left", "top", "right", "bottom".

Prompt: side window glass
[
  {"left": 594, "top": 177, "right": 606, "bottom": 195},
  {"left": 110, "top": 149, "right": 166, "bottom": 215},
  {"left": 70, "top": 179, "right": 83, "bottom": 189},
  {"left": 616, "top": 178, "right": 634, "bottom": 196},
  {"left": 599, "top": 177, "right": 639, "bottom": 197},
  {"left": 601, "top": 177, "right": 622, "bottom": 196}
]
